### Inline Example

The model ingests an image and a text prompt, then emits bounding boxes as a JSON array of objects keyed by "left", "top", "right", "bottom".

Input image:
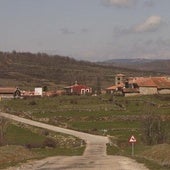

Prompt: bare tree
[{"left": 141, "top": 104, "right": 167, "bottom": 145}]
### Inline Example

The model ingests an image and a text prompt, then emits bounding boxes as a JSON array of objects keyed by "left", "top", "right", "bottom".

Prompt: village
[{"left": 0, "top": 74, "right": 170, "bottom": 99}]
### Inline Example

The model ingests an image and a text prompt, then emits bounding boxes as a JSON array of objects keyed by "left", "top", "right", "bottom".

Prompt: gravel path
[{"left": 0, "top": 112, "right": 149, "bottom": 170}]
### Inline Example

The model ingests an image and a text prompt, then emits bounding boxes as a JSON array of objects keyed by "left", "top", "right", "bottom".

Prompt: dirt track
[{"left": 0, "top": 112, "right": 149, "bottom": 170}]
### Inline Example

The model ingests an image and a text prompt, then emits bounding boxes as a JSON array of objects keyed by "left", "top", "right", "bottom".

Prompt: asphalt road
[{"left": 0, "top": 112, "right": 149, "bottom": 170}]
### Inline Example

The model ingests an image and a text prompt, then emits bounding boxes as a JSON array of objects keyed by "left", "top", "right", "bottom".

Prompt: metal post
[{"left": 132, "top": 143, "right": 134, "bottom": 156}]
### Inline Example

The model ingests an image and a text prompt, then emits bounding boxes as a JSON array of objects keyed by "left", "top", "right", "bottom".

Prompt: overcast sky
[{"left": 0, "top": 0, "right": 170, "bottom": 61}]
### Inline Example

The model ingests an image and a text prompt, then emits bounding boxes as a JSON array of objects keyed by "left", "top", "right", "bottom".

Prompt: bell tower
[{"left": 115, "top": 74, "right": 125, "bottom": 85}]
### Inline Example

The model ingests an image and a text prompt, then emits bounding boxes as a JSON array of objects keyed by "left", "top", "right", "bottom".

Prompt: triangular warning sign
[{"left": 129, "top": 135, "right": 137, "bottom": 143}]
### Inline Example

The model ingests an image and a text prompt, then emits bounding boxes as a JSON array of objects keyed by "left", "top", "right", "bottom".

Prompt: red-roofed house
[
  {"left": 123, "top": 76, "right": 170, "bottom": 96},
  {"left": 132, "top": 77, "right": 158, "bottom": 95},
  {"left": 106, "top": 83, "right": 124, "bottom": 94},
  {"left": 64, "top": 82, "right": 92, "bottom": 95},
  {"left": 152, "top": 77, "right": 170, "bottom": 94},
  {"left": 0, "top": 87, "right": 21, "bottom": 99}
]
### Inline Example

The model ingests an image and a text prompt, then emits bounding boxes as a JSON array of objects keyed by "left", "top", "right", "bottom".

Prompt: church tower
[{"left": 115, "top": 74, "right": 125, "bottom": 85}]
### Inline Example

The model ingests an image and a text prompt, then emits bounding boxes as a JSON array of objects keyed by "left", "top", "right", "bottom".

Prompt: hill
[
  {"left": 0, "top": 51, "right": 162, "bottom": 90},
  {"left": 101, "top": 59, "right": 170, "bottom": 74}
]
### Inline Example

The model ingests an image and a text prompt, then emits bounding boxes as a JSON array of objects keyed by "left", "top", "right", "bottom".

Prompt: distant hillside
[
  {"left": 102, "top": 59, "right": 170, "bottom": 74},
  {"left": 0, "top": 52, "right": 162, "bottom": 90}
]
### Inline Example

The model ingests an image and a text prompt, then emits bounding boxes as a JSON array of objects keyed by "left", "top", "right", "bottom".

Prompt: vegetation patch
[
  {"left": 0, "top": 94, "right": 170, "bottom": 169},
  {"left": 0, "top": 122, "right": 85, "bottom": 169},
  {"left": 141, "top": 144, "right": 170, "bottom": 168},
  {"left": 0, "top": 145, "right": 35, "bottom": 169}
]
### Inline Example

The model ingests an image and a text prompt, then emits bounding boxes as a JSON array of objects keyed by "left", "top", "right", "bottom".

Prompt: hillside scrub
[{"left": 0, "top": 51, "right": 160, "bottom": 89}]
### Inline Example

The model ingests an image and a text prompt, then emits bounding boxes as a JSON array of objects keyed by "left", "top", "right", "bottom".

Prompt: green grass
[
  {"left": 1, "top": 95, "right": 169, "bottom": 140},
  {"left": 6, "top": 124, "right": 45, "bottom": 145},
  {"left": 69, "top": 121, "right": 140, "bottom": 136},
  {"left": 1, "top": 95, "right": 170, "bottom": 117},
  {"left": 33, "top": 146, "right": 85, "bottom": 157}
]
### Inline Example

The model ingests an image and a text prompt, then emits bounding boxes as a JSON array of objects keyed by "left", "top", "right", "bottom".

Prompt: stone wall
[
  {"left": 158, "top": 89, "right": 170, "bottom": 94},
  {"left": 139, "top": 87, "right": 157, "bottom": 95},
  {"left": 124, "top": 93, "right": 140, "bottom": 97}
]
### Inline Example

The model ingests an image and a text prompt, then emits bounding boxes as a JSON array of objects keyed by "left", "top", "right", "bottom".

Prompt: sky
[{"left": 0, "top": 0, "right": 170, "bottom": 61}]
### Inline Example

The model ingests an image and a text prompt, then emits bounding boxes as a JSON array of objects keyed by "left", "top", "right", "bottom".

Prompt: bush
[
  {"left": 41, "top": 130, "right": 49, "bottom": 136},
  {"left": 28, "top": 100, "right": 37, "bottom": 105},
  {"left": 43, "top": 138, "right": 56, "bottom": 148},
  {"left": 70, "top": 99, "right": 78, "bottom": 104},
  {"left": 25, "top": 143, "right": 43, "bottom": 149}
]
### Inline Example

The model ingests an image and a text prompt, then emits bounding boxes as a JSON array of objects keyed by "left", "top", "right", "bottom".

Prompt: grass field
[{"left": 0, "top": 94, "right": 170, "bottom": 169}]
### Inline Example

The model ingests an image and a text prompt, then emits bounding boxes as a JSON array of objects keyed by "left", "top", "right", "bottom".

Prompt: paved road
[{"left": 0, "top": 112, "right": 149, "bottom": 170}]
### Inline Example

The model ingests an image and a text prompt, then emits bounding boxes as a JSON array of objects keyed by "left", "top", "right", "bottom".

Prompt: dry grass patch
[
  {"left": 0, "top": 145, "right": 35, "bottom": 168},
  {"left": 141, "top": 144, "right": 170, "bottom": 167}
]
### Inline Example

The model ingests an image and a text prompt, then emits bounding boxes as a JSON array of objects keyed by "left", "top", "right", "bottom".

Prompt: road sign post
[
  {"left": 132, "top": 142, "right": 134, "bottom": 156},
  {"left": 129, "top": 135, "right": 136, "bottom": 157}
]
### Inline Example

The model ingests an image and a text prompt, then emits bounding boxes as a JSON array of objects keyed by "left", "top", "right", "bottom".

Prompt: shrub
[
  {"left": 41, "top": 130, "right": 49, "bottom": 136},
  {"left": 25, "top": 143, "right": 43, "bottom": 149},
  {"left": 43, "top": 138, "right": 56, "bottom": 148},
  {"left": 28, "top": 100, "right": 37, "bottom": 105},
  {"left": 70, "top": 99, "right": 78, "bottom": 104}
]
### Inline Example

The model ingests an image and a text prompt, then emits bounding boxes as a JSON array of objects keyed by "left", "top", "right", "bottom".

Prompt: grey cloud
[
  {"left": 113, "top": 26, "right": 133, "bottom": 36},
  {"left": 143, "top": 0, "right": 155, "bottom": 7},
  {"left": 102, "top": 0, "right": 137, "bottom": 8},
  {"left": 134, "top": 16, "right": 163, "bottom": 33},
  {"left": 113, "top": 15, "right": 164, "bottom": 37},
  {"left": 102, "top": 0, "right": 155, "bottom": 8},
  {"left": 130, "top": 38, "right": 170, "bottom": 59},
  {"left": 60, "top": 28, "right": 75, "bottom": 35},
  {"left": 60, "top": 28, "right": 89, "bottom": 35},
  {"left": 81, "top": 28, "right": 89, "bottom": 33},
  {"left": 155, "top": 38, "right": 170, "bottom": 48}
]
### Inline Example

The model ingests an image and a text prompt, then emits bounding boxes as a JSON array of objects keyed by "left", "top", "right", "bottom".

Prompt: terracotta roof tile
[
  {"left": 106, "top": 83, "right": 124, "bottom": 90},
  {"left": 151, "top": 77, "right": 170, "bottom": 89},
  {"left": 130, "top": 77, "right": 170, "bottom": 88},
  {"left": 132, "top": 77, "right": 157, "bottom": 87},
  {"left": 0, "top": 87, "right": 17, "bottom": 94},
  {"left": 106, "top": 85, "right": 117, "bottom": 90}
]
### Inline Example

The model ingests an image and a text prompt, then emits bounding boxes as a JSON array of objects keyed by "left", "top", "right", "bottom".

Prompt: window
[{"left": 81, "top": 89, "right": 85, "bottom": 94}]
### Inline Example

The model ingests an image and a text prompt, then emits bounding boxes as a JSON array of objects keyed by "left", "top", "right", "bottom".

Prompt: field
[
  {"left": 0, "top": 94, "right": 170, "bottom": 169},
  {"left": 0, "top": 122, "right": 84, "bottom": 169}
]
